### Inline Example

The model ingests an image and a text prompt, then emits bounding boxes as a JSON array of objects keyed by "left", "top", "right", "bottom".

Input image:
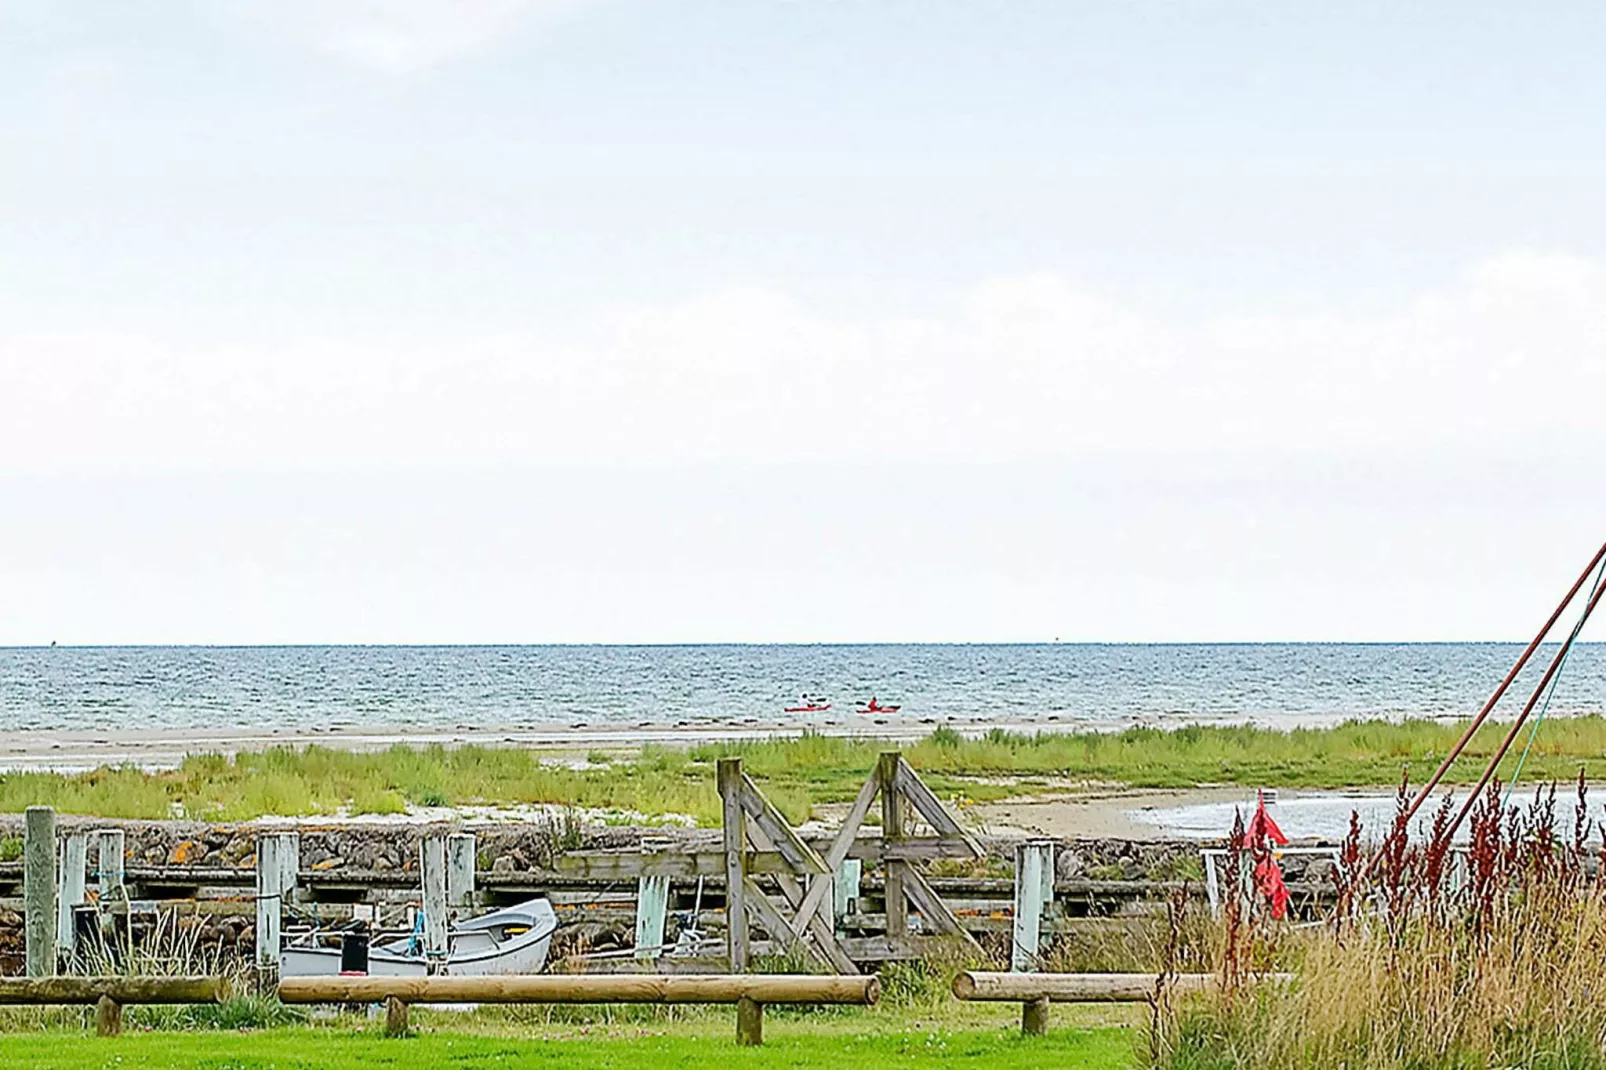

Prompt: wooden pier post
[
  {"left": 878, "top": 753, "right": 906, "bottom": 938},
  {"left": 446, "top": 833, "right": 476, "bottom": 913},
  {"left": 717, "top": 759, "right": 749, "bottom": 971},
  {"left": 24, "top": 806, "right": 58, "bottom": 977},
  {"left": 1011, "top": 840, "right": 1053, "bottom": 972},
  {"left": 95, "top": 828, "right": 126, "bottom": 944},
  {"left": 57, "top": 830, "right": 88, "bottom": 962},
  {"left": 255, "top": 832, "right": 299, "bottom": 982},
  {"left": 420, "top": 835, "right": 449, "bottom": 971}
]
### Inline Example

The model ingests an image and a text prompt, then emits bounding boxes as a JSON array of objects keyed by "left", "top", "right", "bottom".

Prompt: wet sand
[{"left": 0, "top": 720, "right": 951, "bottom": 774}]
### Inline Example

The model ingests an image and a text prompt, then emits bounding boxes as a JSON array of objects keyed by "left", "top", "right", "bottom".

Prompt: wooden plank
[
  {"left": 1011, "top": 841, "right": 1049, "bottom": 971},
  {"left": 634, "top": 876, "right": 670, "bottom": 960},
  {"left": 879, "top": 753, "right": 906, "bottom": 938},
  {"left": 552, "top": 835, "right": 970, "bottom": 880},
  {"left": 838, "top": 934, "right": 961, "bottom": 962},
  {"left": 789, "top": 770, "right": 880, "bottom": 935},
  {"left": 849, "top": 839, "right": 983, "bottom": 862},
  {"left": 832, "top": 859, "right": 861, "bottom": 926},
  {"left": 901, "top": 868, "right": 984, "bottom": 957},
  {"left": 446, "top": 834, "right": 476, "bottom": 910},
  {"left": 744, "top": 821, "right": 858, "bottom": 975},
  {"left": 737, "top": 775, "right": 826, "bottom": 875},
  {"left": 741, "top": 876, "right": 827, "bottom": 969},
  {"left": 279, "top": 973, "right": 881, "bottom": 1005},
  {"left": 57, "top": 831, "right": 88, "bottom": 955},
  {"left": 718, "top": 759, "right": 749, "bottom": 972},
  {"left": 768, "top": 872, "right": 857, "bottom": 975},
  {"left": 94, "top": 829, "right": 125, "bottom": 943},
  {"left": 893, "top": 760, "right": 983, "bottom": 857}
]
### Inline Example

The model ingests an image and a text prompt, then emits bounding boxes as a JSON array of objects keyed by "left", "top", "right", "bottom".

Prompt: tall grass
[
  {"left": 1156, "top": 773, "right": 1606, "bottom": 1070},
  {"left": 6, "top": 716, "right": 1606, "bottom": 824}
]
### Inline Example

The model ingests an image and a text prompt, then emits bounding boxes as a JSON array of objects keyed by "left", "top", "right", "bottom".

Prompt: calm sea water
[{"left": 0, "top": 644, "right": 1602, "bottom": 737}]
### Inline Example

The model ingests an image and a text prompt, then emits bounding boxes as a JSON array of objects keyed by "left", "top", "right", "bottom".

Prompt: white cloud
[
  {"left": 229, "top": 0, "right": 589, "bottom": 75},
  {"left": 3, "top": 252, "right": 1604, "bottom": 473}
]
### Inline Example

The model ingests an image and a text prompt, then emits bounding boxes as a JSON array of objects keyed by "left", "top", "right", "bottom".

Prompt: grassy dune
[{"left": 3, "top": 716, "right": 1606, "bottom": 824}]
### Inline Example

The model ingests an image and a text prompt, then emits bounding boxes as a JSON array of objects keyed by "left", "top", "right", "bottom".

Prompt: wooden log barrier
[
  {"left": 0, "top": 976, "right": 228, "bottom": 1037},
  {"left": 280, "top": 973, "right": 881, "bottom": 1044},
  {"left": 954, "top": 971, "right": 1216, "bottom": 1003},
  {"left": 952, "top": 971, "right": 1293, "bottom": 1035}
]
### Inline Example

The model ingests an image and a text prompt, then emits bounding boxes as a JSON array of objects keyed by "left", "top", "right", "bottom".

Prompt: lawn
[{"left": 0, "top": 1023, "right": 1136, "bottom": 1069}]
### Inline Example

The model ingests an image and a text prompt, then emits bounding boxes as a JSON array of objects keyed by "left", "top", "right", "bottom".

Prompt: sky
[{"left": 1, "top": 1, "right": 1604, "bottom": 644}]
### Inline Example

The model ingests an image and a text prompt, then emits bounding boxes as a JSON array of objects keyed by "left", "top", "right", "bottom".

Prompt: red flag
[
  {"left": 1254, "top": 854, "right": 1290, "bottom": 919},
  {"left": 1243, "top": 791, "right": 1290, "bottom": 919},
  {"left": 1247, "top": 791, "right": 1288, "bottom": 848}
]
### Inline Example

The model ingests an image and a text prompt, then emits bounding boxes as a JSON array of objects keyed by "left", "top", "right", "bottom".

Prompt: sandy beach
[{"left": 0, "top": 719, "right": 962, "bottom": 774}]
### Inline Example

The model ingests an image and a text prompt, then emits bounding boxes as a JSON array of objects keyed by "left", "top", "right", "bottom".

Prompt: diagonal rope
[{"left": 1502, "top": 554, "right": 1606, "bottom": 807}]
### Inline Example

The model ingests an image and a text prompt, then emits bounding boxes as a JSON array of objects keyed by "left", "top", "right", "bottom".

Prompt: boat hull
[{"left": 281, "top": 897, "right": 557, "bottom": 978}]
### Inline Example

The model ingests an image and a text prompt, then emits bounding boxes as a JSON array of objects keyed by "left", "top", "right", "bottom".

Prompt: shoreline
[{"left": 0, "top": 710, "right": 1450, "bottom": 774}]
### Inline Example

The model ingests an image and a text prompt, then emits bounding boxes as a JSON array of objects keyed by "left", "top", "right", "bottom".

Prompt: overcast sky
[{"left": 2, "top": 2, "right": 1604, "bottom": 644}]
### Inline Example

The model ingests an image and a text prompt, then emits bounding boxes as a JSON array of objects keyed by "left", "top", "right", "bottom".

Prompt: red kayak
[
  {"left": 785, "top": 703, "right": 831, "bottom": 713},
  {"left": 856, "top": 700, "right": 900, "bottom": 715}
]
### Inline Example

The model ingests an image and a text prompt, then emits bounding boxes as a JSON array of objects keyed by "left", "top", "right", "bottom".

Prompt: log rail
[
  {"left": 952, "top": 970, "right": 1294, "bottom": 1035},
  {"left": 279, "top": 972, "right": 880, "bottom": 1045},
  {"left": 0, "top": 976, "right": 227, "bottom": 1037}
]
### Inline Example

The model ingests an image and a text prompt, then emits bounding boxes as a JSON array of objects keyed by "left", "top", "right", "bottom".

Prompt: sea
[{"left": 1, "top": 643, "right": 1602, "bottom": 738}]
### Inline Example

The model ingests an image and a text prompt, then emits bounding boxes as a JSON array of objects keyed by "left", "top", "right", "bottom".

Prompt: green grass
[
  {"left": 0, "top": 1020, "right": 1135, "bottom": 1069},
  {"left": 4, "top": 715, "right": 1606, "bottom": 824}
]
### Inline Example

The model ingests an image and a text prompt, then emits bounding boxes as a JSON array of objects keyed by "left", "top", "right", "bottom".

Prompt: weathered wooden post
[
  {"left": 95, "top": 828, "right": 126, "bottom": 944},
  {"left": 446, "top": 833, "right": 476, "bottom": 913},
  {"left": 25, "top": 806, "right": 58, "bottom": 977},
  {"left": 717, "top": 758, "right": 749, "bottom": 971},
  {"left": 1011, "top": 840, "right": 1054, "bottom": 973},
  {"left": 1022, "top": 995, "right": 1051, "bottom": 1036},
  {"left": 96, "top": 993, "right": 123, "bottom": 1037},
  {"left": 420, "top": 835, "right": 450, "bottom": 971},
  {"left": 385, "top": 994, "right": 409, "bottom": 1036},
  {"left": 255, "top": 831, "right": 299, "bottom": 983},
  {"left": 736, "top": 994, "right": 763, "bottom": 1046},
  {"left": 57, "top": 830, "right": 89, "bottom": 963},
  {"left": 878, "top": 752, "right": 906, "bottom": 939}
]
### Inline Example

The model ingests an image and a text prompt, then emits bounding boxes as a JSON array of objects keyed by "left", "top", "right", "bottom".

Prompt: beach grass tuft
[{"left": 4, "top": 715, "right": 1606, "bottom": 824}]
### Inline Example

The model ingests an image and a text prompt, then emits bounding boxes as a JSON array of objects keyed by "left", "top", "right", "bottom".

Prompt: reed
[{"left": 1155, "top": 775, "right": 1606, "bottom": 1070}]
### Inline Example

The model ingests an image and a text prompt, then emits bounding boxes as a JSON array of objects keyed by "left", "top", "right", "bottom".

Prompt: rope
[{"left": 1502, "top": 555, "right": 1606, "bottom": 807}]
